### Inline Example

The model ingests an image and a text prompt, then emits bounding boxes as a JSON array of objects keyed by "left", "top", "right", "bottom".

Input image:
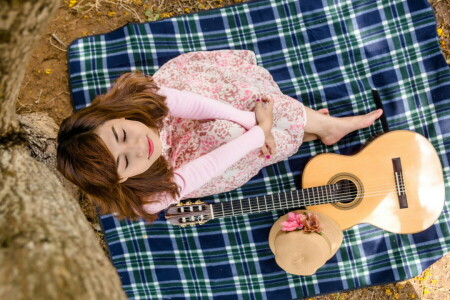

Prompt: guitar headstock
[{"left": 165, "top": 200, "right": 212, "bottom": 227}]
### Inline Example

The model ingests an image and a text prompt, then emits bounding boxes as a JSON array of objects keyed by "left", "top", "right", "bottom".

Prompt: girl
[{"left": 57, "top": 50, "right": 382, "bottom": 223}]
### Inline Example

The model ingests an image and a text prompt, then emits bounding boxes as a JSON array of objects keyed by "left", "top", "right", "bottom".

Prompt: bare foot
[
  {"left": 320, "top": 109, "right": 383, "bottom": 145},
  {"left": 303, "top": 108, "right": 330, "bottom": 142}
]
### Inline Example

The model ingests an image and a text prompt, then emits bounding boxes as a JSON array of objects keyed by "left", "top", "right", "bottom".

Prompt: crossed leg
[{"left": 303, "top": 107, "right": 383, "bottom": 145}]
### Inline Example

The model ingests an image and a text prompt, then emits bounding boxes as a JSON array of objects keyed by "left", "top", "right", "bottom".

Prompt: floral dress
[{"left": 152, "top": 50, "right": 306, "bottom": 199}]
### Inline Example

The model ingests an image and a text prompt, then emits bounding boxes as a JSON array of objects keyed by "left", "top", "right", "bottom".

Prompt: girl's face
[{"left": 96, "top": 118, "right": 162, "bottom": 183}]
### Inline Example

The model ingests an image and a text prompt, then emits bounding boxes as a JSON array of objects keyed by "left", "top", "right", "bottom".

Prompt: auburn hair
[{"left": 57, "top": 72, "right": 179, "bottom": 223}]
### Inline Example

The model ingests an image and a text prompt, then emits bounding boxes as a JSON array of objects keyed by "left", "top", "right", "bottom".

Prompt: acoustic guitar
[{"left": 165, "top": 130, "right": 445, "bottom": 234}]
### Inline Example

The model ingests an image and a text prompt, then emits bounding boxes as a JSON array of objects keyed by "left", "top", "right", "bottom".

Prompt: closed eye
[{"left": 122, "top": 129, "right": 129, "bottom": 168}]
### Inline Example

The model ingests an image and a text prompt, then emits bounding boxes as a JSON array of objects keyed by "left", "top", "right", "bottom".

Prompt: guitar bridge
[{"left": 392, "top": 157, "right": 408, "bottom": 209}]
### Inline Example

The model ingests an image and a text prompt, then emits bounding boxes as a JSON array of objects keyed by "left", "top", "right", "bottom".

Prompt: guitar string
[
  {"left": 217, "top": 184, "right": 406, "bottom": 217},
  {"left": 226, "top": 184, "right": 403, "bottom": 210},
  {"left": 219, "top": 191, "right": 396, "bottom": 217},
  {"left": 179, "top": 186, "right": 399, "bottom": 221},
  {"left": 327, "top": 178, "right": 406, "bottom": 190},
  {"left": 179, "top": 183, "right": 406, "bottom": 220},
  {"left": 295, "top": 177, "right": 407, "bottom": 191}
]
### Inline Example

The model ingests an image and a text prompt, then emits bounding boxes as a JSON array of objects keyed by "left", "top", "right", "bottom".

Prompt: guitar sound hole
[{"left": 336, "top": 179, "right": 357, "bottom": 204}]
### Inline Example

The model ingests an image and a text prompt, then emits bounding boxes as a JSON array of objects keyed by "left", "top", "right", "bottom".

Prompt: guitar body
[{"left": 304, "top": 130, "right": 445, "bottom": 234}]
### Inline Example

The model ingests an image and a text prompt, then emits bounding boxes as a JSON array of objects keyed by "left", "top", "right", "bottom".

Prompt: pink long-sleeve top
[{"left": 142, "top": 87, "right": 265, "bottom": 214}]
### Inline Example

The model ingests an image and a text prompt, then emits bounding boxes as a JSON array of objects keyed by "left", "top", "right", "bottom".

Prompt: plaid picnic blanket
[{"left": 67, "top": 0, "right": 450, "bottom": 299}]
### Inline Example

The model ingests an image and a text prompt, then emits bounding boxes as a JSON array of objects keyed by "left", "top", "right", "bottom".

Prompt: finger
[
  {"left": 260, "top": 145, "right": 270, "bottom": 158},
  {"left": 265, "top": 98, "right": 274, "bottom": 109},
  {"left": 266, "top": 140, "right": 276, "bottom": 155},
  {"left": 260, "top": 96, "right": 271, "bottom": 105},
  {"left": 255, "top": 98, "right": 262, "bottom": 108},
  {"left": 270, "top": 143, "right": 277, "bottom": 155}
]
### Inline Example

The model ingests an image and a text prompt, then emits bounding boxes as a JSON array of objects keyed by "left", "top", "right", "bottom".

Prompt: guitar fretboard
[{"left": 211, "top": 184, "right": 339, "bottom": 219}]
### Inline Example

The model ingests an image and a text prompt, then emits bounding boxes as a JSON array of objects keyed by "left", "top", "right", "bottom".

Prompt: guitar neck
[{"left": 211, "top": 184, "right": 339, "bottom": 219}]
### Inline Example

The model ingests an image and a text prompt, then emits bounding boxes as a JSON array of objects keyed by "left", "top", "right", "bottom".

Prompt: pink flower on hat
[
  {"left": 281, "top": 212, "right": 305, "bottom": 231},
  {"left": 302, "top": 212, "right": 323, "bottom": 233}
]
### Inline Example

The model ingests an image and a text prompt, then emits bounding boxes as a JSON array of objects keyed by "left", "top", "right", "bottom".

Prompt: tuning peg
[
  {"left": 185, "top": 201, "right": 192, "bottom": 205},
  {"left": 194, "top": 200, "right": 203, "bottom": 204}
]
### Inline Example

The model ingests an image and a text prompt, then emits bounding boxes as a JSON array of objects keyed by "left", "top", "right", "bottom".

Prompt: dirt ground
[{"left": 17, "top": 0, "right": 450, "bottom": 299}]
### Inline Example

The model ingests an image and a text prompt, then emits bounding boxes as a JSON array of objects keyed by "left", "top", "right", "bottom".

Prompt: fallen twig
[
  {"left": 48, "top": 37, "right": 67, "bottom": 52},
  {"left": 51, "top": 33, "right": 67, "bottom": 47},
  {"left": 48, "top": 91, "right": 69, "bottom": 104},
  {"left": 35, "top": 89, "right": 43, "bottom": 104}
]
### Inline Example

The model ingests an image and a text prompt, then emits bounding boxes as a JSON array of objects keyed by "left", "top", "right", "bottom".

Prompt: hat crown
[
  {"left": 269, "top": 210, "right": 344, "bottom": 276},
  {"left": 274, "top": 230, "right": 331, "bottom": 275}
]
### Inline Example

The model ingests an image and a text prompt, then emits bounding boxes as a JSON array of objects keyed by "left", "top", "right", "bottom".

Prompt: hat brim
[{"left": 269, "top": 210, "right": 344, "bottom": 275}]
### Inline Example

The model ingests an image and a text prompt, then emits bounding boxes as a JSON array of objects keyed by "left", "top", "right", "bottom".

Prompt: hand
[
  {"left": 255, "top": 97, "right": 276, "bottom": 158},
  {"left": 261, "top": 130, "right": 276, "bottom": 158}
]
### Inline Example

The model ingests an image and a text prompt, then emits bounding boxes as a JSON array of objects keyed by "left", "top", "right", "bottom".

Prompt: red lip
[{"left": 147, "top": 136, "right": 154, "bottom": 158}]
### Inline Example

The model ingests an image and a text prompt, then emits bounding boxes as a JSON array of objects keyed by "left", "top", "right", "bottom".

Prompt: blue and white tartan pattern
[{"left": 68, "top": 0, "right": 450, "bottom": 299}]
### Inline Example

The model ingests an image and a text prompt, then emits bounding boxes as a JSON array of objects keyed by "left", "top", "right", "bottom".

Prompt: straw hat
[{"left": 269, "top": 210, "right": 343, "bottom": 276}]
